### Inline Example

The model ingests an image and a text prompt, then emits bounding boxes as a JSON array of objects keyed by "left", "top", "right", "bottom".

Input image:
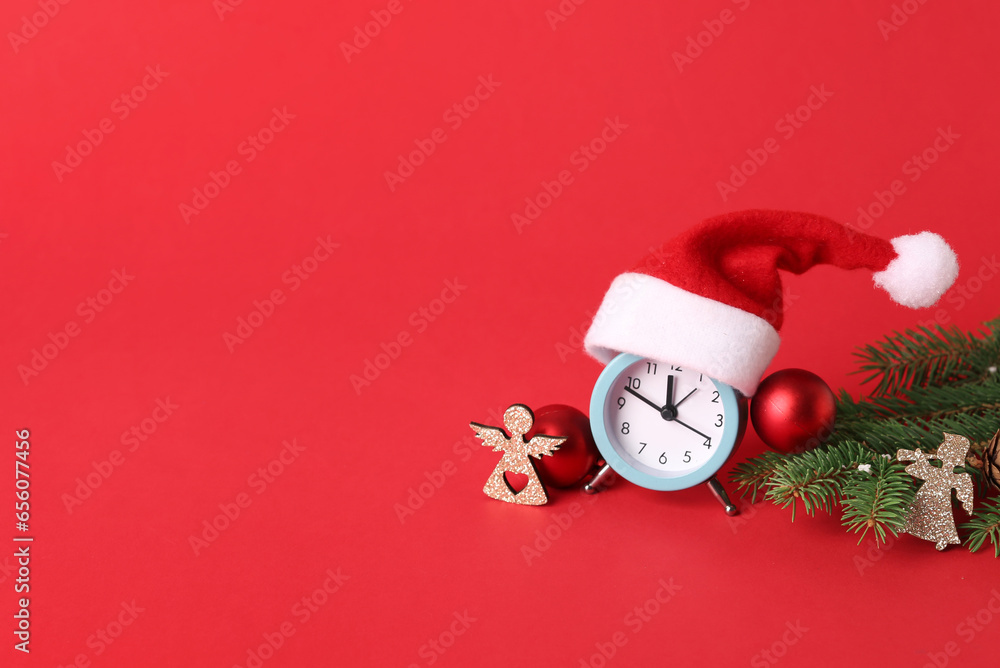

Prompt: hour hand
[{"left": 624, "top": 386, "right": 662, "bottom": 412}]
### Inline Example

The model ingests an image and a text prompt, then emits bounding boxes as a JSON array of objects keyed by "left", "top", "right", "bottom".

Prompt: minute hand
[
  {"left": 624, "top": 386, "right": 662, "bottom": 412},
  {"left": 674, "top": 388, "right": 697, "bottom": 409},
  {"left": 673, "top": 417, "right": 712, "bottom": 442}
]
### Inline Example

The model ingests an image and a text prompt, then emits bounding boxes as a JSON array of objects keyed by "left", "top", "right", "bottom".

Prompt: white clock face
[{"left": 603, "top": 358, "right": 728, "bottom": 477}]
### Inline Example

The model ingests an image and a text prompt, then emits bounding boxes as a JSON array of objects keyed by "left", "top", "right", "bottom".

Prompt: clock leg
[
  {"left": 583, "top": 463, "right": 615, "bottom": 495},
  {"left": 706, "top": 476, "right": 739, "bottom": 516}
]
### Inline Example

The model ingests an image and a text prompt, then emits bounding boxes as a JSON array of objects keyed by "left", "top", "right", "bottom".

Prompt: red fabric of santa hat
[{"left": 584, "top": 210, "right": 959, "bottom": 396}]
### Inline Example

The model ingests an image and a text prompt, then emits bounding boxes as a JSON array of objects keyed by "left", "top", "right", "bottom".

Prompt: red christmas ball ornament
[
  {"left": 750, "top": 369, "right": 837, "bottom": 454},
  {"left": 528, "top": 404, "right": 600, "bottom": 488}
]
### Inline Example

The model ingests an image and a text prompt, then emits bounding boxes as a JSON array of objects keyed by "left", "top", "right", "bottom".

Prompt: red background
[{"left": 3, "top": 1, "right": 1000, "bottom": 666}]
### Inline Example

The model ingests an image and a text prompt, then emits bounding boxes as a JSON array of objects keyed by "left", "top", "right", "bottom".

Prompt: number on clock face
[{"left": 605, "top": 359, "right": 726, "bottom": 475}]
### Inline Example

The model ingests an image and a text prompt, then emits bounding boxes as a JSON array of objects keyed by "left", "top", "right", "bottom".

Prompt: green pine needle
[
  {"left": 961, "top": 497, "right": 1000, "bottom": 557},
  {"left": 852, "top": 320, "right": 1000, "bottom": 397},
  {"left": 831, "top": 411, "right": 1000, "bottom": 456},
  {"left": 730, "top": 451, "right": 786, "bottom": 503},
  {"left": 762, "top": 441, "right": 870, "bottom": 520},
  {"left": 839, "top": 374, "right": 1000, "bottom": 422},
  {"left": 841, "top": 456, "right": 915, "bottom": 545}
]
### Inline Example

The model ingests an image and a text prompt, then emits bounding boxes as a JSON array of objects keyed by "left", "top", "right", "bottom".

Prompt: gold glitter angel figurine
[
  {"left": 897, "top": 433, "right": 975, "bottom": 550},
  {"left": 470, "top": 404, "right": 565, "bottom": 505}
]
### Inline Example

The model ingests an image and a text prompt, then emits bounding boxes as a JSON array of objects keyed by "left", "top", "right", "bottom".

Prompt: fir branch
[
  {"left": 763, "top": 441, "right": 870, "bottom": 520},
  {"left": 853, "top": 322, "right": 1000, "bottom": 396},
  {"left": 729, "top": 315, "right": 1000, "bottom": 553},
  {"left": 729, "top": 451, "right": 786, "bottom": 503},
  {"left": 837, "top": 375, "right": 1000, "bottom": 422},
  {"left": 961, "top": 497, "right": 1000, "bottom": 557},
  {"left": 834, "top": 389, "right": 870, "bottom": 421},
  {"left": 829, "top": 413, "right": 1000, "bottom": 456},
  {"left": 841, "top": 457, "right": 915, "bottom": 545},
  {"left": 731, "top": 418, "right": 996, "bottom": 518}
]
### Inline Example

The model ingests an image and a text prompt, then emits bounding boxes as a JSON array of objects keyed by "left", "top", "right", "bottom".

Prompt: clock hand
[
  {"left": 666, "top": 374, "right": 675, "bottom": 410},
  {"left": 624, "top": 386, "right": 662, "bottom": 412},
  {"left": 673, "top": 417, "right": 712, "bottom": 442},
  {"left": 674, "top": 388, "right": 697, "bottom": 409}
]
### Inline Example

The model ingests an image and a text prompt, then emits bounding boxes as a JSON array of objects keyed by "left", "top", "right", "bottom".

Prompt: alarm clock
[{"left": 585, "top": 353, "right": 748, "bottom": 514}]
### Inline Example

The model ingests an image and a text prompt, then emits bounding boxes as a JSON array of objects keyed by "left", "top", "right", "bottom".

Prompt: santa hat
[{"left": 584, "top": 210, "right": 959, "bottom": 396}]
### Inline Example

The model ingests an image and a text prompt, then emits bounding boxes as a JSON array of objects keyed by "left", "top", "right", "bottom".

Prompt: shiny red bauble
[
  {"left": 528, "top": 404, "right": 600, "bottom": 488},
  {"left": 750, "top": 369, "right": 837, "bottom": 454}
]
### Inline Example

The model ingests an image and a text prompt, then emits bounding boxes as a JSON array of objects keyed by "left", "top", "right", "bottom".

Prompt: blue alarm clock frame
[{"left": 589, "top": 353, "right": 743, "bottom": 492}]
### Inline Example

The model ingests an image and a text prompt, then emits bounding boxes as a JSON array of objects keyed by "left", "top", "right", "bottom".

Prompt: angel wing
[
  {"left": 525, "top": 434, "right": 566, "bottom": 459},
  {"left": 470, "top": 423, "right": 509, "bottom": 452},
  {"left": 955, "top": 472, "right": 975, "bottom": 515}
]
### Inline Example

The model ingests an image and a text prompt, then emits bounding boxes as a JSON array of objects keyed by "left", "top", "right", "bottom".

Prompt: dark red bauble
[
  {"left": 528, "top": 404, "right": 600, "bottom": 488},
  {"left": 750, "top": 369, "right": 837, "bottom": 454}
]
